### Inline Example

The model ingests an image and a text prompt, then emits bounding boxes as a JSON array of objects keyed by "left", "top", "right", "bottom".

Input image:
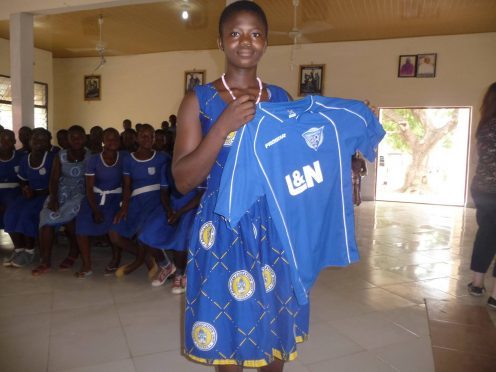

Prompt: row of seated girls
[{"left": 0, "top": 123, "right": 203, "bottom": 293}]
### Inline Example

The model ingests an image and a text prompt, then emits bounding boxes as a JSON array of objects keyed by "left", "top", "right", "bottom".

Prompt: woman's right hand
[
  {"left": 92, "top": 208, "right": 104, "bottom": 224},
  {"left": 216, "top": 94, "right": 257, "bottom": 135},
  {"left": 22, "top": 185, "right": 33, "bottom": 199},
  {"left": 48, "top": 198, "right": 59, "bottom": 212},
  {"left": 113, "top": 207, "right": 128, "bottom": 224}
]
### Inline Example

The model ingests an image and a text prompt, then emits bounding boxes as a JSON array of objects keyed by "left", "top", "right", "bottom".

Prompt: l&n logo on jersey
[{"left": 285, "top": 161, "right": 323, "bottom": 196}]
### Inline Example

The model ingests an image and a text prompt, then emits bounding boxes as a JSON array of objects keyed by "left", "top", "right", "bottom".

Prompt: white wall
[
  {"left": 0, "top": 37, "right": 54, "bottom": 130},
  {"left": 53, "top": 32, "right": 496, "bottom": 206}
]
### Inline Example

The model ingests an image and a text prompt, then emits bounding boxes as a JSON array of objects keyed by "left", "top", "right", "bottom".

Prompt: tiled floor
[{"left": 0, "top": 201, "right": 495, "bottom": 372}]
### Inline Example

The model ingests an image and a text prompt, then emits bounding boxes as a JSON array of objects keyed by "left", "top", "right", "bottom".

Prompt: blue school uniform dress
[
  {"left": 216, "top": 96, "right": 385, "bottom": 304},
  {"left": 184, "top": 83, "right": 309, "bottom": 368},
  {"left": 75, "top": 151, "right": 125, "bottom": 236},
  {"left": 4, "top": 151, "right": 55, "bottom": 238},
  {"left": 110, "top": 151, "right": 168, "bottom": 238},
  {"left": 0, "top": 150, "right": 23, "bottom": 229},
  {"left": 138, "top": 163, "right": 204, "bottom": 251},
  {"left": 39, "top": 149, "right": 90, "bottom": 227}
]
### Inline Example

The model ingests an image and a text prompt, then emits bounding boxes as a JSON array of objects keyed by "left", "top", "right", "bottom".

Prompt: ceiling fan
[
  {"left": 66, "top": 15, "right": 117, "bottom": 71},
  {"left": 271, "top": 0, "right": 333, "bottom": 68}
]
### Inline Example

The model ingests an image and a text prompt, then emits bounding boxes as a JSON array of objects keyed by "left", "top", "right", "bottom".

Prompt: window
[{"left": 0, "top": 74, "right": 48, "bottom": 130}]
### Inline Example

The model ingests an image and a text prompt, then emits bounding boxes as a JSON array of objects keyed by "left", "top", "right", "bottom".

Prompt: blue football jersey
[{"left": 215, "top": 95, "right": 385, "bottom": 304}]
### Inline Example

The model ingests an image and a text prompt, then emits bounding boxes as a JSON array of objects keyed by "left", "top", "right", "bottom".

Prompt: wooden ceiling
[{"left": 0, "top": 0, "right": 495, "bottom": 58}]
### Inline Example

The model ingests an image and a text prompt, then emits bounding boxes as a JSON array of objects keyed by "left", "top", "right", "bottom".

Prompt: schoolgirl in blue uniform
[
  {"left": 109, "top": 124, "right": 169, "bottom": 277},
  {"left": 138, "top": 163, "right": 204, "bottom": 293},
  {"left": 75, "top": 128, "right": 125, "bottom": 278},
  {"left": 173, "top": 2, "right": 309, "bottom": 370},
  {"left": 4, "top": 128, "right": 54, "bottom": 268},
  {"left": 0, "top": 130, "right": 22, "bottom": 231},
  {"left": 34, "top": 125, "right": 90, "bottom": 276}
]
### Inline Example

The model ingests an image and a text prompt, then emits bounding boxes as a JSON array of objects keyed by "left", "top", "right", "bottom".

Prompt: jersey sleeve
[
  {"left": 356, "top": 104, "right": 386, "bottom": 161},
  {"left": 85, "top": 154, "right": 97, "bottom": 176},
  {"left": 215, "top": 124, "right": 264, "bottom": 227}
]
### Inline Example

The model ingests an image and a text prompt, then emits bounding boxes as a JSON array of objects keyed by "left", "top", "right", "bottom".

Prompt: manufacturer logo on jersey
[
  {"left": 288, "top": 109, "right": 297, "bottom": 118},
  {"left": 262, "top": 265, "right": 276, "bottom": 293},
  {"left": 228, "top": 270, "right": 255, "bottom": 301},
  {"left": 224, "top": 131, "right": 237, "bottom": 147},
  {"left": 39, "top": 167, "right": 46, "bottom": 175},
  {"left": 147, "top": 167, "right": 156, "bottom": 175},
  {"left": 191, "top": 321, "right": 217, "bottom": 351},
  {"left": 302, "top": 126, "right": 324, "bottom": 151},
  {"left": 199, "top": 221, "right": 215, "bottom": 250},
  {"left": 285, "top": 160, "right": 323, "bottom": 196},
  {"left": 264, "top": 133, "right": 286, "bottom": 149}
]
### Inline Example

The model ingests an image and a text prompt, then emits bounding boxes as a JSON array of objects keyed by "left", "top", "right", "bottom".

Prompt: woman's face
[
  {"left": 137, "top": 128, "right": 154, "bottom": 150},
  {"left": 103, "top": 131, "right": 120, "bottom": 152},
  {"left": 68, "top": 131, "right": 86, "bottom": 151},
  {"left": 0, "top": 132, "right": 15, "bottom": 152},
  {"left": 219, "top": 11, "right": 267, "bottom": 70},
  {"left": 30, "top": 133, "right": 50, "bottom": 153}
]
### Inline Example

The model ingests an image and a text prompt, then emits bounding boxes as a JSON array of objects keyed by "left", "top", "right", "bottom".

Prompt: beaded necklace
[{"left": 221, "top": 73, "right": 263, "bottom": 104}]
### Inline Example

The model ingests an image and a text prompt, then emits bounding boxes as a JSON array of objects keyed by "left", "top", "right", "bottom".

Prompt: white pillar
[{"left": 10, "top": 13, "right": 34, "bottom": 132}]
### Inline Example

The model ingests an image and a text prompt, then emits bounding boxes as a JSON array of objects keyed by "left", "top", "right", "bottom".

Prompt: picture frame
[
  {"left": 185, "top": 70, "right": 205, "bottom": 93},
  {"left": 416, "top": 53, "right": 437, "bottom": 78},
  {"left": 298, "top": 64, "right": 324, "bottom": 96},
  {"left": 398, "top": 55, "right": 417, "bottom": 77},
  {"left": 84, "top": 75, "right": 101, "bottom": 100}
]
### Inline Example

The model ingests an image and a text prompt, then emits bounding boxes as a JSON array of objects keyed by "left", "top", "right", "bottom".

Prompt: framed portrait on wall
[
  {"left": 185, "top": 70, "right": 205, "bottom": 93},
  {"left": 298, "top": 64, "right": 324, "bottom": 96},
  {"left": 398, "top": 55, "right": 417, "bottom": 77},
  {"left": 416, "top": 53, "right": 437, "bottom": 77},
  {"left": 84, "top": 75, "right": 101, "bottom": 100}
]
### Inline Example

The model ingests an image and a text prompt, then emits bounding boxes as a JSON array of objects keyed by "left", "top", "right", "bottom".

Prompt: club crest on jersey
[
  {"left": 199, "top": 221, "right": 215, "bottom": 250},
  {"left": 228, "top": 270, "right": 255, "bottom": 301},
  {"left": 285, "top": 160, "right": 323, "bottom": 196},
  {"left": 192, "top": 321, "right": 217, "bottom": 351},
  {"left": 262, "top": 265, "right": 276, "bottom": 293},
  {"left": 224, "top": 131, "right": 237, "bottom": 147},
  {"left": 302, "top": 126, "right": 324, "bottom": 151},
  {"left": 147, "top": 167, "right": 156, "bottom": 175}
]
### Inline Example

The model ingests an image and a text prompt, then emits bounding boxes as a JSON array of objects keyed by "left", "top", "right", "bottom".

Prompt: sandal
[
  {"left": 32, "top": 264, "right": 51, "bottom": 276},
  {"left": 59, "top": 256, "right": 77, "bottom": 270},
  {"left": 115, "top": 264, "right": 129, "bottom": 278},
  {"left": 74, "top": 270, "right": 93, "bottom": 279}
]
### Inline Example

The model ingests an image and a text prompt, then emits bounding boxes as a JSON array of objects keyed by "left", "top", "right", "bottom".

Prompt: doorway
[{"left": 375, "top": 107, "right": 471, "bottom": 206}]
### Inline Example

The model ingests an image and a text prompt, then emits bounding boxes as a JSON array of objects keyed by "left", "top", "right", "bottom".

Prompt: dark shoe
[
  {"left": 488, "top": 297, "right": 496, "bottom": 310},
  {"left": 467, "top": 282, "right": 486, "bottom": 296}
]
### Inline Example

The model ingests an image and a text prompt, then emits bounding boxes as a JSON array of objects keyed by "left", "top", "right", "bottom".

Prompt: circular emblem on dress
[
  {"left": 199, "top": 221, "right": 215, "bottom": 250},
  {"left": 147, "top": 167, "right": 156, "bottom": 175},
  {"left": 49, "top": 211, "right": 61, "bottom": 220},
  {"left": 70, "top": 166, "right": 81, "bottom": 177},
  {"left": 262, "top": 264, "right": 276, "bottom": 293},
  {"left": 191, "top": 321, "right": 217, "bottom": 351},
  {"left": 223, "top": 131, "right": 237, "bottom": 147},
  {"left": 39, "top": 167, "right": 46, "bottom": 175},
  {"left": 229, "top": 270, "right": 255, "bottom": 301}
]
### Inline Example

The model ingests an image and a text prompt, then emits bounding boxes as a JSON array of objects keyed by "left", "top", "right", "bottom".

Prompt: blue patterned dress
[
  {"left": 39, "top": 149, "right": 90, "bottom": 227},
  {"left": 0, "top": 150, "right": 23, "bottom": 229},
  {"left": 184, "top": 83, "right": 310, "bottom": 367}
]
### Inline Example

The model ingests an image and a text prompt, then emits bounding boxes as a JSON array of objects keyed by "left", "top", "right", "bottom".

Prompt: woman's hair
[
  {"left": 102, "top": 127, "right": 119, "bottom": 138},
  {"left": 218, "top": 1, "right": 268, "bottom": 36},
  {"left": 137, "top": 123, "right": 154, "bottom": 134},
  {"left": 68, "top": 124, "right": 86, "bottom": 136},
  {"left": 477, "top": 82, "right": 496, "bottom": 136},
  {"left": 32, "top": 127, "right": 50, "bottom": 139}
]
